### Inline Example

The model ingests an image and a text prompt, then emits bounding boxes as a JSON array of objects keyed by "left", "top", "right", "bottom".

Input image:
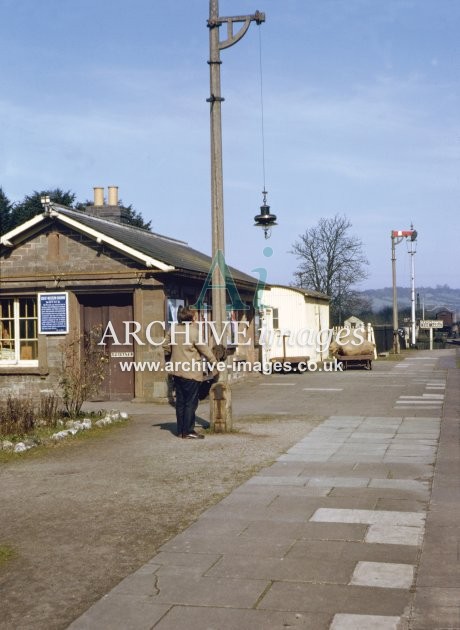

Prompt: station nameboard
[
  {"left": 38, "top": 292, "right": 69, "bottom": 334},
  {"left": 420, "top": 320, "right": 443, "bottom": 329}
]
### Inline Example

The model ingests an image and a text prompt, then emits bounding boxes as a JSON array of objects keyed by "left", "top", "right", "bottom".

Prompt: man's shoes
[{"left": 184, "top": 431, "right": 205, "bottom": 439}]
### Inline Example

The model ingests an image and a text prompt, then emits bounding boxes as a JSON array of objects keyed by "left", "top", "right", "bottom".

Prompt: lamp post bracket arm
[
  {"left": 219, "top": 12, "right": 266, "bottom": 24},
  {"left": 210, "top": 12, "right": 265, "bottom": 51}
]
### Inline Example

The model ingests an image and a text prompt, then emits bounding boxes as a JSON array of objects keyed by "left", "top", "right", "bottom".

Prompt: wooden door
[{"left": 79, "top": 294, "right": 134, "bottom": 401}]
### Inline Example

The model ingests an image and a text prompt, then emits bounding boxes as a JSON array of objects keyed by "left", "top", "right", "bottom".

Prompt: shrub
[
  {"left": 0, "top": 396, "right": 36, "bottom": 437},
  {"left": 0, "top": 392, "right": 64, "bottom": 438},
  {"left": 59, "top": 327, "right": 108, "bottom": 417},
  {"left": 38, "top": 392, "right": 62, "bottom": 428}
]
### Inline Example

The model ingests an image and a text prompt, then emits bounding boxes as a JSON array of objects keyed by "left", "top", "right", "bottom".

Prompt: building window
[
  {"left": 272, "top": 307, "right": 280, "bottom": 330},
  {"left": 166, "top": 298, "right": 185, "bottom": 328},
  {"left": 0, "top": 297, "right": 38, "bottom": 365}
]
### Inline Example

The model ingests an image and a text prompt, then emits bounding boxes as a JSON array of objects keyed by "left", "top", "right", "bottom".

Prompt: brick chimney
[{"left": 85, "top": 186, "right": 129, "bottom": 224}]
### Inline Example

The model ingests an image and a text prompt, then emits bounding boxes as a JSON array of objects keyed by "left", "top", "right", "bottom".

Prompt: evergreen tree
[
  {"left": 0, "top": 187, "right": 13, "bottom": 235},
  {"left": 121, "top": 202, "right": 152, "bottom": 231}
]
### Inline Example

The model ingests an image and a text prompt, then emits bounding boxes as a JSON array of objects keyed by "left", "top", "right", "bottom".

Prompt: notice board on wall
[{"left": 38, "top": 292, "right": 69, "bottom": 334}]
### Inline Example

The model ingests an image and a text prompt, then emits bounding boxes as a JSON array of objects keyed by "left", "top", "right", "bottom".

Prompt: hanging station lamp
[
  {"left": 253, "top": 20, "right": 277, "bottom": 239},
  {"left": 254, "top": 190, "right": 277, "bottom": 238}
]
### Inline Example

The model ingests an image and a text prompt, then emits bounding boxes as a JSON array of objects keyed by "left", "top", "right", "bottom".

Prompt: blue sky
[{"left": 1, "top": 0, "right": 459, "bottom": 290}]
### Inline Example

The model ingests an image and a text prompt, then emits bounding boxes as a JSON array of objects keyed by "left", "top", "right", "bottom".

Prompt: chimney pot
[
  {"left": 108, "top": 185, "right": 119, "bottom": 206},
  {"left": 93, "top": 187, "right": 104, "bottom": 207}
]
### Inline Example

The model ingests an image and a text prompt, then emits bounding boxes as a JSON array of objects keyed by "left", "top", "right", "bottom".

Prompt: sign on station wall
[{"left": 38, "top": 292, "right": 69, "bottom": 334}]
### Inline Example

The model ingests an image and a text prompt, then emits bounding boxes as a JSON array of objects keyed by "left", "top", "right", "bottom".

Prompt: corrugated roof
[{"left": 55, "top": 206, "right": 257, "bottom": 286}]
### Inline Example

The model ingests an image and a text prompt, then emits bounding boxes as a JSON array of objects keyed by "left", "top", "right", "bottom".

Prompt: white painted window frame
[{"left": 0, "top": 296, "right": 39, "bottom": 367}]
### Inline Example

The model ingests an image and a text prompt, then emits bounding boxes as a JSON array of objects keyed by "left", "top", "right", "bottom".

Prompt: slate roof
[{"left": 54, "top": 206, "right": 258, "bottom": 286}]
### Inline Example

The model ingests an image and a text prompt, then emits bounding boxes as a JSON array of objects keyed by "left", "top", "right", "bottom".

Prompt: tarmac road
[{"left": 1, "top": 349, "right": 458, "bottom": 630}]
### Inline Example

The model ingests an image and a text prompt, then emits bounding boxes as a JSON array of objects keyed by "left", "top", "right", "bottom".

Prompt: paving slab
[
  {"left": 258, "top": 582, "right": 411, "bottom": 615},
  {"left": 242, "top": 521, "right": 369, "bottom": 543},
  {"left": 286, "top": 540, "right": 419, "bottom": 565},
  {"left": 159, "top": 530, "right": 295, "bottom": 557},
  {"left": 153, "top": 606, "right": 332, "bottom": 630},
  {"left": 349, "top": 561, "right": 414, "bottom": 589},
  {"left": 66, "top": 350, "right": 459, "bottom": 630},
  {"left": 368, "top": 479, "right": 430, "bottom": 494},
  {"left": 365, "top": 524, "right": 424, "bottom": 546},
  {"left": 374, "top": 497, "right": 427, "bottom": 512},
  {"left": 67, "top": 597, "right": 170, "bottom": 630},
  {"left": 310, "top": 508, "right": 425, "bottom": 527},
  {"left": 238, "top": 482, "right": 332, "bottom": 497},
  {"left": 297, "top": 522, "right": 369, "bottom": 542},
  {"left": 112, "top": 572, "right": 270, "bottom": 609},
  {"left": 144, "top": 551, "right": 220, "bottom": 573},
  {"left": 205, "top": 551, "right": 357, "bottom": 584},
  {"left": 330, "top": 614, "right": 401, "bottom": 630},
  {"left": 346, "top": 462, "right": 434, "bottom": 478},
  {"left": 328, "top": 487, "right": 428, "bottom": 507},
  {"left": 307, "top": 476, "right": 370, "bottom": 487}
]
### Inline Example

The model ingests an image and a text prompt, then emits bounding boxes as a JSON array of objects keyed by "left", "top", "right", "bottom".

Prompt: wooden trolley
[{"left": 337, "top": 354, "right": 373, "bottom": 371}]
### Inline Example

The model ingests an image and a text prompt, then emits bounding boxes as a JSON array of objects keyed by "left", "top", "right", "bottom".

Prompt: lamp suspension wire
[{"left": 258, "top": 25, "right": 267, "bottom": 197}]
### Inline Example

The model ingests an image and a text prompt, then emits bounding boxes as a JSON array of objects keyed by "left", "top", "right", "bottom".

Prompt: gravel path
[{"left": 0, "top": 379, "right": 320, "bottom": 630}]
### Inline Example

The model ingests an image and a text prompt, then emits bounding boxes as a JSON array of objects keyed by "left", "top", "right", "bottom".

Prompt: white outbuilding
[{"left": 257, "top": 285, "right": 331, "bottom": 365}]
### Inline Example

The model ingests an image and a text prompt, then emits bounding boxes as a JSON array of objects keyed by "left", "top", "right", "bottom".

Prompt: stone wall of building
[{"left": 1, "top": 227, "right": 143, "bottom": 289}]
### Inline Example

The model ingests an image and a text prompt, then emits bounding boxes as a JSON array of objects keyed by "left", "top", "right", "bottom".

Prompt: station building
[{"left": 0, "top": 188, "right": 259, "bottom": 402}]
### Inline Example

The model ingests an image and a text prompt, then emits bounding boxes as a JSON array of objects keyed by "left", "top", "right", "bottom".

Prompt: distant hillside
[{"left": 360, "top": 285, "right": 460, "bottom": 315}]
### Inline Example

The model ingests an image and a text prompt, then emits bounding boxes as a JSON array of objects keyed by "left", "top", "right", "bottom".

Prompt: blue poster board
[{"left": 38, "top": 292, "right": 69, "bottom": 334}]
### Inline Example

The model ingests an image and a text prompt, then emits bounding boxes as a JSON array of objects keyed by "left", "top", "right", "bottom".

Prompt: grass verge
[{"left": 0, "top": 417, "right": 128, "bottom": 463}]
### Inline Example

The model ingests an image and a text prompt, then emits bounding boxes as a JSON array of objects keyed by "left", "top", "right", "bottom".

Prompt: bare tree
[{"left": 291, "top": 214, "right": 369, "bottom": 324}]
